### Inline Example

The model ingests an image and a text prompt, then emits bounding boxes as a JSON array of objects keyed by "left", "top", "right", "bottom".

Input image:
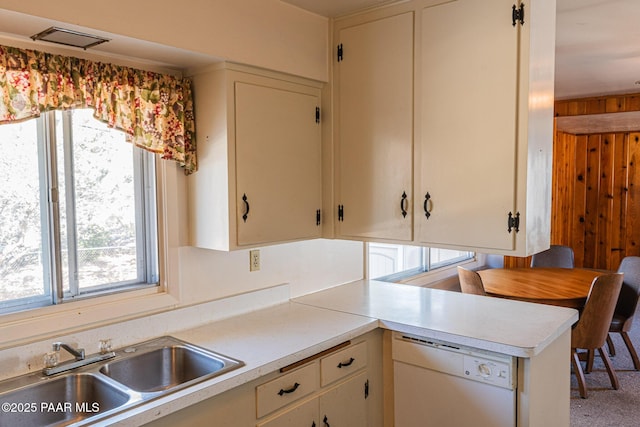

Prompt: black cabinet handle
[
  {"left": 423, "top": 192, "right": 432, "bottom": 219},
  {"left": 242, "top": 193, "right": 250, "bottom": 222},
  {"left": 337, "top": 357, "right": 355, "bottom": 368},
  {"left": 278, "top": 382, "right": 300, "bottom": 396},
  {"left": 400, "top": 191, "right": 408, "bottom": 218},
  {"left": 323, "top": 415, "right": 330, "bottom": 427}
]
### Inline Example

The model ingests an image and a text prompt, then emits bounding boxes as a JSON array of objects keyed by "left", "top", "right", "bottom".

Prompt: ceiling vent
[{"left": 30, "top": 27, "right": 109, "bottom": 49}]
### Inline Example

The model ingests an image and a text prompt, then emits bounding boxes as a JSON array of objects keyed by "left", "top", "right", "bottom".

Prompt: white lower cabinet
[
  {"left": 256, "top": 362, "right": 319, "bottom": 419},
  {"left": 258, "top": 371, "right": 368, "bottom": 427},
  {"left": 142, "top": 332, "right": 381, "bottom": 427},
  {"left": 257, "top": 342, "right": 370, "bottom": 426},
  {"left": 257, "top": 397, "right": 319, "bottom": 427},
  {"left": 318, "top": 372, "right": 368, "bottom": 427}
]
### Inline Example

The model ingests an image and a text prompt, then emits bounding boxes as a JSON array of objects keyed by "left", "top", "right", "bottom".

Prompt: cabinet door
[
  {"left": 235, "top": 81, "right": 322, "bottom": 246},
  {"left": 417, "top": 0, "right": 519, "bottom": 251},
  {"left": 335, "top": 12, "right": 414, "bottom": 241},
  {"left": 319, "top": 372, "right": 368, "bottom": 427},
  {"left": 257, "top": 397, "right": 318, "bottom": 427}
]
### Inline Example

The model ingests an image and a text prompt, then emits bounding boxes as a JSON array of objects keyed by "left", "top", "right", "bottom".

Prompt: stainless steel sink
[
  {"left": 0, "top": 373, "right": 131, "bottom": 427},
  {"left": 0, "top": 336, "right": 243, "bottom": 426},
  {"left": 99, "top": 337, "right": 243, "bottom": 393}
]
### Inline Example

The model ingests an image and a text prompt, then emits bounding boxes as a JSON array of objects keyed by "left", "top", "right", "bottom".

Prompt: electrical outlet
[{"left": 249, "top": 249, "right": 260, "bottom": 272}]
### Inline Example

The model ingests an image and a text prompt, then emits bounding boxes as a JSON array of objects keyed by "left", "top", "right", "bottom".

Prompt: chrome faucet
[
  {"left": 52, "top": 342, "right": 85, "bottom": 361},
  {"left": 43, "top": 341, "right": 115, "bottom": 376}
]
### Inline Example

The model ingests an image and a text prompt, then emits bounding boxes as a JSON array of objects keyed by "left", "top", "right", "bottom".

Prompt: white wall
[
  {"left": 179, "top": 241, "right": 364, "bottom": 304},
  {"left": 0, "top": 0, "right": 329, "bottom": 81}
]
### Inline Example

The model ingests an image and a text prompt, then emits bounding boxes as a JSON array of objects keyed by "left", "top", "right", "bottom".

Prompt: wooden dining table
[{"left": 477, "top": 267, "right": 606, "bottom": 308}]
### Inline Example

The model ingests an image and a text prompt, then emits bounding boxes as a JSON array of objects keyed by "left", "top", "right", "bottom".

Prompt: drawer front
[
  {"left": 320, "top": 341, "right": 367, "bottom": 386},
  {"left": 256, "top": 396, "right": 318, "bottom": 427},
  {"left": 256, "top": 362, "right": 318, "bottom": 418}
]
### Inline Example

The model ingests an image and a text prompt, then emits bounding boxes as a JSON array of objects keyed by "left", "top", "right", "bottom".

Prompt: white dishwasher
[{"left": 393, "top": 332, "right": 517, "bottom": 427}]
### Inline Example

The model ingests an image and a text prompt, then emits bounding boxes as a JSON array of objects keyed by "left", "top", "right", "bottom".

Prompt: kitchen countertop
[
  {"left": 102, "top": 301, "right": 378, "bottom": 426},
  {"left": 97, "top": 279, "right": 578, "bottom": 425},
  {"left": 293, "top": 279, "right": 579, "bottom": 358}
]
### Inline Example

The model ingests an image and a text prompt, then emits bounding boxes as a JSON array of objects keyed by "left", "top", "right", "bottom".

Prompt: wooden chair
[
  {"left": 571, "top": 273, "right": 624, "bottom": 398},
  {"left": 530, "top": 245, "right": 575, "bottom": 268},
  {"left": 606, "top": 256, "right": 640, "bottom": 370},
  {"left": 457, "top": 266, "right": 486, "bottom": 296}
]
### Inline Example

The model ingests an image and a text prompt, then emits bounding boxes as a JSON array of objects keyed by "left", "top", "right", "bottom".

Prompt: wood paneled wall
[
  {"left": 505, "top": 92, "right": 640, "bottom": 270},
  {"left": 555, "top": 93, "right": 640, "bottom": 116},
  {"left": 553, "top": 131, "right": 640, "bottom": 269}
]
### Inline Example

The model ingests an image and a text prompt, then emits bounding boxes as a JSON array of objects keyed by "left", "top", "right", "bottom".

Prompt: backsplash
[{"left": 0, "top": 284, "right": 290, "bottom": 381}]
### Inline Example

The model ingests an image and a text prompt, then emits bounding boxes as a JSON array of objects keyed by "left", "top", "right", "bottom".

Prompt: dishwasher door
[{"left": 393, "top": 333, "right": 517, "bottom": 427}]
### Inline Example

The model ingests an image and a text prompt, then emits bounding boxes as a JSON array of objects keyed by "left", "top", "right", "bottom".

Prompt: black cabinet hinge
[
  {"left": 364, "top": 379, "right": 369, "bottom": 399},
  {"left": 316, "top": 209, "right": 321, "bottom": 226},
  {"left": 337, "top": 43, "right": 343, "bottom": 62},
  {"left": 316, "top": 106, "right": 320, "bottom": 123},
  {"left": 508, "top": 211, "right": 520, "bottom": 233},
  {"left": 338, "top": 204, "right": 344, "bottom": 222},
  {"left": 512, "top": 3, "right": 525, "bottom": 26}
]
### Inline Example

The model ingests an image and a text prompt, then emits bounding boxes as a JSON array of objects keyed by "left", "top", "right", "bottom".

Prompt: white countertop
[
  {"left": 96, "top": 279, "right": 578, "bottom": 425},
  {"left": 293, "top": 280, "right": 579, "bottom": 358},
  {"left": 103, "top": 301, "right": 377, "bottom": 426}
]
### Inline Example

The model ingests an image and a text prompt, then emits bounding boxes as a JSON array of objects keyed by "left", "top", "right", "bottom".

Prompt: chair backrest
[
  {"left": 530, "top": 245, "right": 575, "bottom": 268},
  {"left": 457, "top": 266, "right": 486, "bottom": 296},
  {"left": 614, "top": 256, "right": 640, "bottom": 320},
  {"left": 572, "top": 273, "right": 624, "bottom": 350}
]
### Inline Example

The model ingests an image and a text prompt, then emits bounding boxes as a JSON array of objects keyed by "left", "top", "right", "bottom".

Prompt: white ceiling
[{"left": 283, "top": 0, "right": 640, "bottom": 100}]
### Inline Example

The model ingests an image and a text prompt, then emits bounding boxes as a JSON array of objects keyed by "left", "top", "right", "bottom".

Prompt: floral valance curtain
[{"left": 0, "top": 44, "right": 196, "bottom": 174}]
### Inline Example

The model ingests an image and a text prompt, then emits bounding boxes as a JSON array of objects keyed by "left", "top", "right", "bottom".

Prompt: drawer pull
[
  {"left": 278, "top": 382, "right": 300, "bottom": 396},
  {"left": 323, "top": 415, "right": 331, "bottom": 427},
  {"left": 337, "top": 357, "right": 355, "bottom": 368}
]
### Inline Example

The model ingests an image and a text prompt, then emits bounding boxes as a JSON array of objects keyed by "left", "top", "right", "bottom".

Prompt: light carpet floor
[{"left": 570, "top": 307, "right": 640, "bottom": 426}]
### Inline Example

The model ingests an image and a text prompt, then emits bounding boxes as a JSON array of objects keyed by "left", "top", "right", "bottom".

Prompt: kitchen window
[
  {"left": 0, "top": 108, "right": 158, "bottom": 314},
  {"left": 368, "top": 243, "right": 474, "bottom": 281}
]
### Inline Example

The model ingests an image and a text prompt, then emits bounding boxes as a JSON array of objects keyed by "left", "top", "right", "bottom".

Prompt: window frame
[
  {"left": 366, "top": 242, "right": 476, "bottom": 283},
  {"left": 0, "top": 110, "right": 160, "bottom": 314},
  {"left": 0, "top": 155, "right": 179, "bottom": 349}
]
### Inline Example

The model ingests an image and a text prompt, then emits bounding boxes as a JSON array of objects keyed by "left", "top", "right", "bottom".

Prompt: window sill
[
  {"left": 393, "top": 255, "right": 487, "bottom": 289},
  {"left": 0, "top": 288, "right": 179, "bottom": 350}
]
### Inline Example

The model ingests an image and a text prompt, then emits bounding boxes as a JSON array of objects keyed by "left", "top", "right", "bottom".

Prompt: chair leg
[
  {"left": 606, "top": 333, "right": 616, "bottom": 356},
  {"left": 586, "top": 349, "right": 594, "bottom": 373},
  {"left": 620, "top": 331, "right": 640, "bottom": 370},
  {"left": 572, "top": 349, "right": 588, "bottom": 398},
  {"left": 598, "top": 346, "right": 620, "bottom": 391}
]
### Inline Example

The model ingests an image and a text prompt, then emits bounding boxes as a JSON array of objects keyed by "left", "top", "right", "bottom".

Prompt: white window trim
[
  {"left": 0, "top": 160, "right": 182, "bottom": 350},
  {"left": 395, "top": 254, "right": 487, "bottom": 286},
  {"left": 366, "top": 246, "right": 487, "bottom": 286}
]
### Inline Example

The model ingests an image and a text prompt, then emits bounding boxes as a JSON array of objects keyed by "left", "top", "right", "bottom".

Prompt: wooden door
[
  {"left": 417, "top": 0, "right": 520, "bottom": 251},
  {"left": 235, "top": 81, "right": 322, "bottom": 246},
  {"left": 335, "top": 12, "right": 414, "bottom": 241}
]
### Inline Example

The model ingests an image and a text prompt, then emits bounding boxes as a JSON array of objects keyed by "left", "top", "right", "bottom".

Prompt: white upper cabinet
[
  {"left": 189, "top": 64, "right": 323, "bottom": 251},
  {"left": 332, "top": 0, "right": 555, "bottom": 256},
  {"left": 333, "top": 11, "right": 414, "bottom": 242},
  {"left": 416, "top": 0, "right": 555, "bottom": 255}
]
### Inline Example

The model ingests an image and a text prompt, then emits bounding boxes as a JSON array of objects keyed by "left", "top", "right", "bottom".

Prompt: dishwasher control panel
[{"left": 463, "top": 354, "right": 513, "bottom": 389}]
